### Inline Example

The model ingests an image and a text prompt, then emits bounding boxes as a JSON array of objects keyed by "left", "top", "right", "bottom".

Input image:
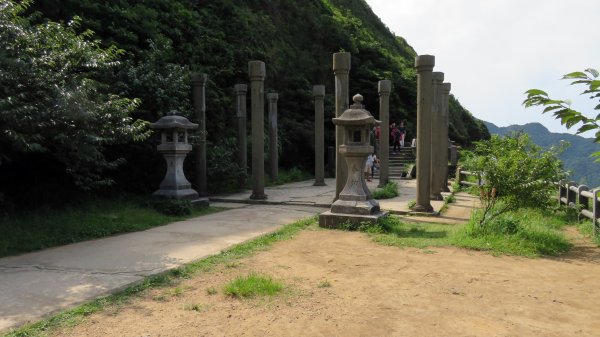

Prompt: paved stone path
[{"left": 0, "top": 179, "right": 476, "bottom": 333}]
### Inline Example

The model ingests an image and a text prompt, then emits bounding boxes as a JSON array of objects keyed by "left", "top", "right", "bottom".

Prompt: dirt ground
[{"left": 53, "top": 227, "right": 600, "bottom": 337}]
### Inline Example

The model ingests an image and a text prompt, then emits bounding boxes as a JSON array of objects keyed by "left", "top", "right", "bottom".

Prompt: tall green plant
[{"left": 464, "top": 134, "right": 566, "bottom": 226}]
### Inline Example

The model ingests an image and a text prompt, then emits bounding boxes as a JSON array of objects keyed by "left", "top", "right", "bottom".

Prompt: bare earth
[{"left": 53, "top": 228, "right": 600, "bottom": 337}]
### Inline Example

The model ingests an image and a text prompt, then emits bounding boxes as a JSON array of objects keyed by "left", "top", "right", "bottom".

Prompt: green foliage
[
  {"left": 485, "top": 121, "right": 600, "bottom": 187},
  {"left": 151, "top": 199, "right": 192, "bottom": 216},
  {"left": 0, "top": 1, "right": 149, "bottom": 190},
  {"left": 0, "top": 198, "right": 221, "bottom": 257},
  {"left": 206, "top": 138, "right": 247, "bottom": 193},
  {"left": 372, "top": 211, "right": 572, "bottom": 257},
  {"left": 270, "top": 167, "right": 312, "bottom": 186},
  {"left": 224, "top": 273, "right": 283, "bottom": 298},
  {"left": 463, "top": 133, "right": 566, "bottom": 227},
  {"left": 407, "top": 199, "right": 416, "bottom": 210},
  {"left": 523, "top": 68, "right": 600, "bottom": 160},
  {"left": 453, "top": 209, "right": 572, "bottom": 257},
  {"left": 372, "top": 181, "right": 399, "bottom": 199}
]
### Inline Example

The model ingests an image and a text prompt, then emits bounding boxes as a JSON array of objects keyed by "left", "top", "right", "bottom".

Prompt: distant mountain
[{"left": 484, "top": 122, "right": 600, "bottom": 188}]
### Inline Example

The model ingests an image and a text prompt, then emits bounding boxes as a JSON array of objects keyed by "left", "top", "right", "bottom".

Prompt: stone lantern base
[
  {"left": 153, "top": 188, "right": 200, "bottom": 200},
  {"left": 319, "top": 210, "right": 388, "bottom": 228}
]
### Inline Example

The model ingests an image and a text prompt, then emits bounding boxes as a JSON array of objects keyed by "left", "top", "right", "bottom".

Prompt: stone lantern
[
  {"left": 151, "top": 111, "right": 200, "bottom": 200},
  {"left": 319, "top": 94, "right": 388, "bottom": 227}
]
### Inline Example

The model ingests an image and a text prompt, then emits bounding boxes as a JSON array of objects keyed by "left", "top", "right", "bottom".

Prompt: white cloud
[{"left": 365, "top": 0, "right": 600, "bottom": 135}]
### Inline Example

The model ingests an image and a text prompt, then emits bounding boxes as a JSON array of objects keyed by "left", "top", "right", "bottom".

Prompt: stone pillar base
[
  {"left": 431, "top": 193, "right": 443, "bottom": 201},
  {"left": 412, "top": 204, "right": 434, "bottom": 213},
  {"left": 319, "top": 210, "right": 388, "bottom": 229},
  {"left": 313, "top": 181, "right": 327, "bottom": 186},
  {"left": 249, "top": 193, "right": 268, "bottom": 200}
]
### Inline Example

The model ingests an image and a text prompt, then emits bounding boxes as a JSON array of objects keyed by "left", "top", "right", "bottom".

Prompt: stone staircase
[{"left": 373, "top": 146, "right": 415, "bottom": 180}]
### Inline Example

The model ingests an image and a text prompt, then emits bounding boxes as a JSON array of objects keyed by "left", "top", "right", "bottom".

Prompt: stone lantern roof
[
  {"left": 150, "top": 110, "right": 198, "bottom": 130},
  {"left": 332, "top": 94, "right": 378, "bottom": 126}
]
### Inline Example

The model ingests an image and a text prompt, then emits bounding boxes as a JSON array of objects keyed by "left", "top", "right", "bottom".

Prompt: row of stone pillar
[
  {"left": 192, "top": 61, "right": 279, "bottom": 201},
  {"left": 414, "top": 55, "right": 452, "bottom": 212}
]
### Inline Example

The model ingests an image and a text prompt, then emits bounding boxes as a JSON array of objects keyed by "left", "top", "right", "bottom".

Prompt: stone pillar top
[
  {"left": 432, "top": 72, "right": 445, "bottom": 82},
  {"left": 333, "top": 52, "right": 351, "bottom": 73},
  {"left": 378, "top": 80, "right": 392, "bottom": 95},
  {"left": 267, "top": 92, "right": 279, "bottom": 101},
  {"left": 415, "top": 55, "right": 435, "bottom": 70},
  {"left": 313, "top": 85, "right": 325, "bottom": 97},
  {"left": 191, "top": 73, "right": 208, "bottom": 84},
  {"left": 248, "top": 61, "right": 266, "bottom": 80},
  {"left": 234, "top": 83, "right": 248, "bottom": 94},
  {"left": 443, "top": 82, "right": 451, "bottom": 93}
]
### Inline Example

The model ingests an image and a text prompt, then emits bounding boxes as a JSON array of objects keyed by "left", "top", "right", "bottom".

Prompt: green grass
[
  {"left": 368, "top": 208, "right": 573, "bottom": 258},
  {"left": 224, "top": 273, "right": 283, "bottom": 298},
  {"left": 0, "top": 197, "right": 224, "bottom": 258},
  {"left": 577, "top": 220, "right": 600, "bottom": 247},
  {"left": 372, "top": 181, "right": 399, "bottom": 199},
  {"left": 3, "top": 216, "right": 316, "bottom": 337}
]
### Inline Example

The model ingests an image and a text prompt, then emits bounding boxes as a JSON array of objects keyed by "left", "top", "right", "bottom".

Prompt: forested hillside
[
  {"left": 1, "top": 0, "right": 489, "bottom": 208},
  {"left": 485, "top": 122, "right": 600, "bottom": 188}
]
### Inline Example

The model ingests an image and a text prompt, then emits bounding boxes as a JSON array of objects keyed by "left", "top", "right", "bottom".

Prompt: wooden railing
[
  {"left": 456, "top": 167, "right": 482, "bottom": 187},
  {"left": 558, "top": 180, "right": 600, "bottom": 235}
]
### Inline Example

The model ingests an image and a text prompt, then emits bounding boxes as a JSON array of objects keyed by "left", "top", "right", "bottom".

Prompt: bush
[
  {"left": 151, "top": 199, "right": 192, "bottom": 216},
  {"left": 373, "top": 181, "right": 399, "bottom": 199}
]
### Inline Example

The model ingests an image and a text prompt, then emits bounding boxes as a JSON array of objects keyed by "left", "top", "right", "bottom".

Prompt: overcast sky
[{"left": 364, "top": 0, "right": 600, "bottom": 135}]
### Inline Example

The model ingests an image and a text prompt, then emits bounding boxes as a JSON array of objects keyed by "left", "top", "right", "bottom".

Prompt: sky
[{"left": 364, "top": 0, "right": 600, "bottom": 136}]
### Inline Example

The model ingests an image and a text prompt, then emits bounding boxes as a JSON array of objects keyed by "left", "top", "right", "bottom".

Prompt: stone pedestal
[
  {"left": 441, "top": 83, "right": 452, "bottom": 192},
  {"left": 267, "top": 92, "right": 279, "bottom": 183},
  {"left": 249, "top": 61, "right": 267, "bottom": 200},
  {"left": 414, "top": 55, "right": 435, "bottom": 213},
  {"left": 313, "top": 85, "right": 326, "bottom": 186},
  {"left": 333, "top": 52, "right": 351, "bottom": 201},
  {"left": 319, "top": 94, "right": 387, "bottom": 228},
  {"left": 378, "top": 80, "right": 391, "bottom": 188},
  {"left": 234, "top": 84, "right": 248, "bottom": 172},
  {"left": 430, "top": 72, "right": 445, "bottom": 200},
  {"left": 191, "top": 73, "right": 208, "bottom": 197}
]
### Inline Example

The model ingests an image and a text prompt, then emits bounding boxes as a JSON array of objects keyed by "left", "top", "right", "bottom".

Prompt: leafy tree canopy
[
  {"left": 0, "top": 0, "right": 149, "bottom": 189},
  {"left": 523, "top": 68, "right": 600, "bottom": 160}
]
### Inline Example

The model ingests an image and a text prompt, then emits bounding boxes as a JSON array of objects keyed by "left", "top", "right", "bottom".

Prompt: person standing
[
  {"left": 391, "top": 123, "right": 400, "bottom": 152},
  {"left": 365, "top": 153, "right": 376, "bottom": 182},
  {"left": 398, "top": 121, "right": 406, "bottom": 147}
]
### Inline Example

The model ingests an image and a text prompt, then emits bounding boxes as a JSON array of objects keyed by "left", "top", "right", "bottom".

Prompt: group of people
[
  {"left": 364, "top": 121, "right": 407, "bottom": 182},
  {"left": 390, "top": 121, "right": 406, "bottom": 152}
]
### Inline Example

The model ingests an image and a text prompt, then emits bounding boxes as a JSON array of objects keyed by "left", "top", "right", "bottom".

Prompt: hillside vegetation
[
  {"left": 1, "top": 0, "right": 489, "bottom": 208},
  {"left": 485, "top": 122, "right": 600, "bottom": 187}
]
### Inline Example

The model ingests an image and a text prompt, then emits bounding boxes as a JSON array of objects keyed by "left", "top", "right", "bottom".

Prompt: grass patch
[
  {"left": 364, "top": 208, "right": 573, "bottom": 258},
  {"left": 224, "top": 273, "right": 283, "bottom": 298},
  {"left": 0, "top": 197, "right": 223, "bottom": 258},
  {"left": 407, "top": 199, "right": 416, "bottom": 210},
  {"left": 577, "top": 221, "right": 600, "bottom": 247},
  {"left": 4, "top": 216, "right": 316, "bottom": 337},
  {"left": 317, "top": 280, "right": 332, "bottom": 288},
  {"left": 372, "top": 181, "right": 399, "bottom": 199}
]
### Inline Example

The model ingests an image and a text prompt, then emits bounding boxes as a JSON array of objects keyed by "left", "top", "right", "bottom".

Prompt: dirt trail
[{"left": 54, "top": 227, "right": 600, "bottom": 337}]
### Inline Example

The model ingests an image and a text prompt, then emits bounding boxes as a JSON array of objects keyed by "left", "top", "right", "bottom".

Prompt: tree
[
  {"left": 0, "top": 1, "right": 149, "bottom": 189},
  {"left": 523, "top": 68, "right": 600, "bottom": 160},
  {"left": 464, "top": 133, "right": 566, "bottom": 227}
]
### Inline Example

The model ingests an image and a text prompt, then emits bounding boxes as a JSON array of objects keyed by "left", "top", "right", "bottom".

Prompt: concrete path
[
  {"left": 0, "top": 179, "right": 475, "bottom": 333},
  {"left": 212, "top": 178, "right": 448, "bottom": 214},
  {"left": 0, "top": 204, "right": 320, "bottom": 332}
]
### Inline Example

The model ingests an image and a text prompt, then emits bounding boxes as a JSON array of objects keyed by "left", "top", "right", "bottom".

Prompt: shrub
[
  {"left": 373, "top": 181, "right": 399, "bottom": 199},
  {"left": 151, "top": 199, "right": 192, "bottom": 216}
]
